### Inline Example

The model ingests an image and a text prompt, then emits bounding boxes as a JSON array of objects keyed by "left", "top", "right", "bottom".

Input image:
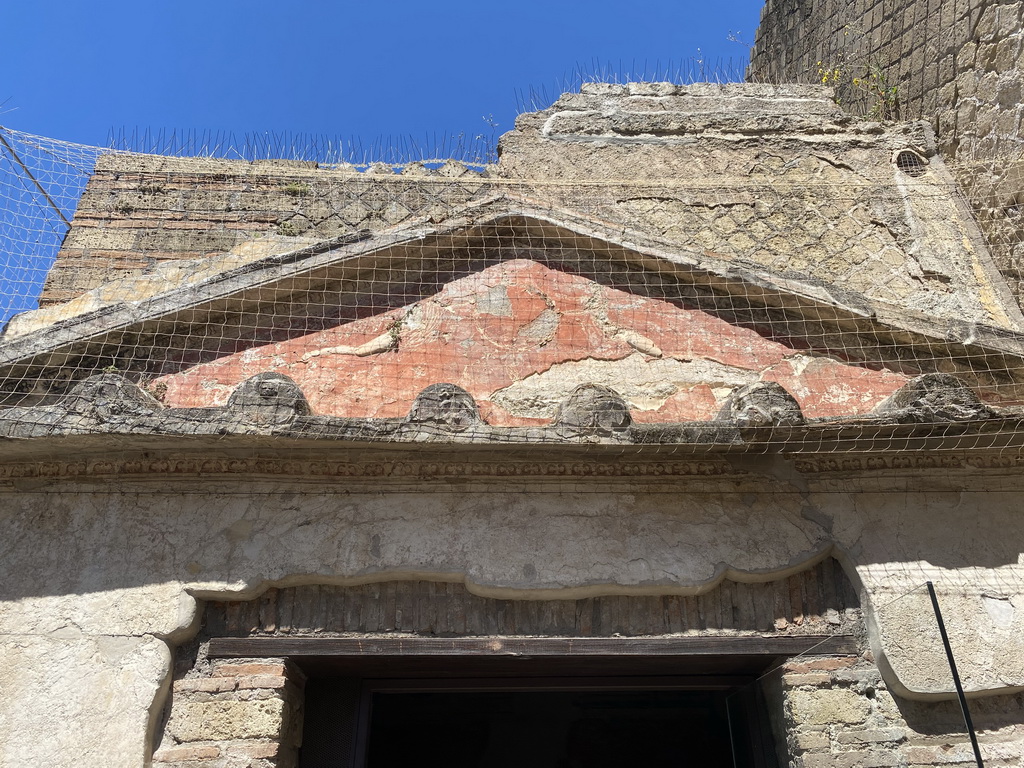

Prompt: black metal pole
[
  {"left": 926, "top": 581, "right": 985, "bottom": 768},
  {"left": 0, "top": 127, "right": 71, "bottom": 228}
]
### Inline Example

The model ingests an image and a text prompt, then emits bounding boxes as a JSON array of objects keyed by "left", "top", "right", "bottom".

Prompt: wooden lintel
[{"left": 208, "top": 634, "right": 858, "bottom": 658}]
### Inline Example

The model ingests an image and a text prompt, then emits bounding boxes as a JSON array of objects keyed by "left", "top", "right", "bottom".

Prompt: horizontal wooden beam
[
  {"left": 360, "top": 675, "right": 758, "bottom": 692},
  {"left": 208, "top": 634, "right": 858, "bottom": 658}
]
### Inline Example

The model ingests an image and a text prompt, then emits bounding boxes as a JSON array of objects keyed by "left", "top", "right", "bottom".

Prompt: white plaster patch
[
  {"left": 475, "top": 285, "right": 513, "bottom": 317},
  {"left": 983, "top": 594, "right": 1015, "bottom": 628},
  {"left": 490, "top": 353, "right": 757, "bottom": 417}
]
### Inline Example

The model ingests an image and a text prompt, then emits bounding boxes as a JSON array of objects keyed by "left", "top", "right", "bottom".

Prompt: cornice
[
  {"left": 793, "top": 452, "right": 1024, "bottom": 474},
  {"left": 0, "top": 456, "right": 742, "bottom": 481}
]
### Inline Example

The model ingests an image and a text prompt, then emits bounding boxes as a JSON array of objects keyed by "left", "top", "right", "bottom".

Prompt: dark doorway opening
[
  {"left": 206, "top": 587, "right": 857, "bottom": 768},
  {"left": 298, "top": 664, "right": 781, "bottom": 768},
  {"left": 365, "top": 687, "right": 734, "bottom": 768}
]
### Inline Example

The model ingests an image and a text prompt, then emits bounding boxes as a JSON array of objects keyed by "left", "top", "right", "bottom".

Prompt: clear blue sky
[
  {"left": 1, "top": 0, "right": 765, "bottom": 151},
  {"left": 0, "top": 0, "right": 765, "bottom": 324}
]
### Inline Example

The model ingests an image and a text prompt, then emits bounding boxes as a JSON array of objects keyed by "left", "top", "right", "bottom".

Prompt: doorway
[
  {"left": 363, "top": 685, "right": 735, "bottom": 768},
  {"left": 296, "top": 656, "right": 783, "bottom": 768}
]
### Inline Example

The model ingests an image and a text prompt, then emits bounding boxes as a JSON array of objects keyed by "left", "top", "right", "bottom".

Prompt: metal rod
[
  {"left": 0, "top": 127, "right": 71, "bottom": 228},
  {"left": 926, "top": 581, "right": 985, "bottom": 768},
  {"left": 726, "top": 692, "right": 739, "bottom": 768}
]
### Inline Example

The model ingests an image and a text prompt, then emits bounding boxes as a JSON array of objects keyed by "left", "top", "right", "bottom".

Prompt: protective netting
[
  {"left": 0, "top": 129, "right": 111, "bottom": 326},
  {"left": 2, "top": 101, "right": 1024, "bottom": 456}
]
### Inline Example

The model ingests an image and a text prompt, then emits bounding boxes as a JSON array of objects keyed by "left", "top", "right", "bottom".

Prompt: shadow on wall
[{"left": 2, "top": 467, "right": 1024, "bottom": 603}]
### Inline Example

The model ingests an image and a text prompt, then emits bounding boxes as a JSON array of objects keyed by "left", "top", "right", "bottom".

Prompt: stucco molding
[{"left": 0, "top": 456, "right": 743, "bottom": 480}]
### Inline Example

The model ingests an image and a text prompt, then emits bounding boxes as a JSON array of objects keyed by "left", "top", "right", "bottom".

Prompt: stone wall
[
  {"left": 750, "top": 0, "right": 1024, "bottom": 304},
  {"left": 171, "top": 577, "right": 1024, "bottom": 768},
  {"left": 40, "top": 156, "right": 489, "bottom": 306},
  {"left": 6, "top": 79, "right": 1024, "bottom": 768},
  {"left": 153, "top": 659, "right": 305, "bottom": 768},
  {"left": 151, "top": 651, "right": 1024, "bottom": 767},
  {"left": 28, "top": 84, "right": 1021, "bottom": 338},
  {"left": 3, "top": 462, "right": 1024, "bottom": 766},
  {"left": 774, "top": 655, "right": 1024, "bottom": 767}
]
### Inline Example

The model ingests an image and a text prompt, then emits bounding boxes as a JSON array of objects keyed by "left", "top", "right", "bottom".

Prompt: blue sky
[
  {"left": 0, "top": 0, "right": 765, "bottom": 323},
  {"left": 2, "top": 0, "right": 764, "bottom": 150}
]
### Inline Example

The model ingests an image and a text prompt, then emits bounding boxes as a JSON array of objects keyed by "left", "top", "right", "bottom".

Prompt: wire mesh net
[
  {"left": 2, "top": 74, "right": 1024, "bottom": 458},
  {"left": 0, "top": 129, "right": 111, "bottom": 326}
]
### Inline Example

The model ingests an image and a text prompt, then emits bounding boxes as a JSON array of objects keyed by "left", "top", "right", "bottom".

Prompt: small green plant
[
  {"left": 142, "top": 381, "right": 168, "bottom": 402},
  {"left": 854, "top": 64, "right": 900, "bottom": 120},
  {"left": 817, "top": 62, "right": 844, "bottom": 89},
  {"left": 816, "top": 59, "right": 899, "bottom": 120},
  {"left": 277, "top": 219, "right": 301, "bottom": 236},
  {"left": 281, "top": 182, "right": 310, "bottom": 197},
  {"left": 814, "top": 25, "right": 900, "bottom": 121},
  {"left": 138, "top": 183, "right": 164, "bottom": 195},
  {"left": 113, "top": 199, "right": 135, "bottom": 214}
]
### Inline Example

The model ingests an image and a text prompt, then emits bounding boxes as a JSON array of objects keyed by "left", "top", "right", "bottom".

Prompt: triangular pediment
[
  {"left": 3, "top": 201, "right": 1024, "bottom": 413},
  {"left": 152, "top": 257, "right": 911, "bottom": 423}
]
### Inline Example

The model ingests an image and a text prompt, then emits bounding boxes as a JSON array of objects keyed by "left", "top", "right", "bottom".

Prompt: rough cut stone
[
  {"left": 4, "top": 63, "right": 1024, "bottom": 768},
  {"left": 788, "top": 688, "right": 873, "bottom": 725},
  {"left": 165, "top": 699, "right": 287, "bottom": 742}
]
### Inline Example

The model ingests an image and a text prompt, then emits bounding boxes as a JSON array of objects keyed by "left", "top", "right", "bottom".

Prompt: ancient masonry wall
[
  {"left": 774, "top": 655, "right": 1024, "bottom": 767},
  {"left": 158, "top": 596, "right": 1024, "bottom": 768},
  {"left": 166, "top": 574, "right": 1024, "bottom": 767},
  {"left": 32, "top": 84, "right": 1020, "bottom": 339},
  {"left": 150, "top": 652, "right": 1024, "bottom": 767},
  {"left": 749, "top": 0, "right": 1024, "bottom": 304},
  {"left": 153, "top": 659, "right": 305, "bottom": 768},
  {"left": 39, "top": 156, "right": 488, "bottom": 306}
]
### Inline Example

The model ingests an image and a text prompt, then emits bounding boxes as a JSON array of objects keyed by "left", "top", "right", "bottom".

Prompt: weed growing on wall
[{"left": 815, "top": 26, "right": 900, "bottom": 120}]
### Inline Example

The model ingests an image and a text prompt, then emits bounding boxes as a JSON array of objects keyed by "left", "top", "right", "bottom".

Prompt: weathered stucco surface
[
  {"left": 2, "top": 463, "right": 1024, "bottom": 765},
  {"left": 750, "top": 0, "right": 1024, "bottom": 309},
  {"left": 500, "top": 83, "right": 1022, "bottom": 331},
  {"left": 148, "top": 259, "right": 908, "bottom": 422},
  {"left": 0, "top": 634, "right": 169, "bottom": 767}
]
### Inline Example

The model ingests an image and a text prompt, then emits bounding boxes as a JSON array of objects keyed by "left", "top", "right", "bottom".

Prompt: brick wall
[
  {"left": 750, "top": 0, "right": 1024, "bottom": 304},
  {"left": 40, "top": 156, "right": 487, "bottom": 306},
  {"left": 153, "top": 659, "right": 306, "bottom": 768}
]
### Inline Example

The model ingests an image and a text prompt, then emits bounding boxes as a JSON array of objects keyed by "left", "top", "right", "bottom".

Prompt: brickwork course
[{"left": 153, "top": 659, "right": 305, "bottom": 768}]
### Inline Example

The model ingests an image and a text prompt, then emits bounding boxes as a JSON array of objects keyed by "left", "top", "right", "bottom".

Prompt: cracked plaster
[{"left": 3, "top": 472, "right": 1024, "bottom": 766}]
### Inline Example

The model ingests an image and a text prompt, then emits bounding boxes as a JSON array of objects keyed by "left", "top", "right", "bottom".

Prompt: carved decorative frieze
[
  {"left": 406, "top": 383, "right": 482, "bottom": 431},
  {"left": 4, "top": 450, "right": 1022, "bottom": 480},
  {"left": 718, "top": 381, "right": 805, "bottom": 427},
  {"left": 793, "top": 452, "right": 1024, "bottom": 473},
  {"left": 875, "top": 373, "right": 997, "bottom": 423},
  {"left": 226, "top": 372, "right": 311, "bottom": 426},
  {"left": 0, "top": 456, "right": 742, "bottom": 480},
  {"left": 0, "top": 373, "right": 1013, "bottom": 452}
]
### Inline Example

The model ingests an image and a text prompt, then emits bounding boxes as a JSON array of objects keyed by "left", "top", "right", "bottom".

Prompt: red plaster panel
[
  {"left": 763, "top": 357, "right": 907, "bottom": 417},
  {"left": 155, "top": 260, "right": 908, "bottom": 423}
]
